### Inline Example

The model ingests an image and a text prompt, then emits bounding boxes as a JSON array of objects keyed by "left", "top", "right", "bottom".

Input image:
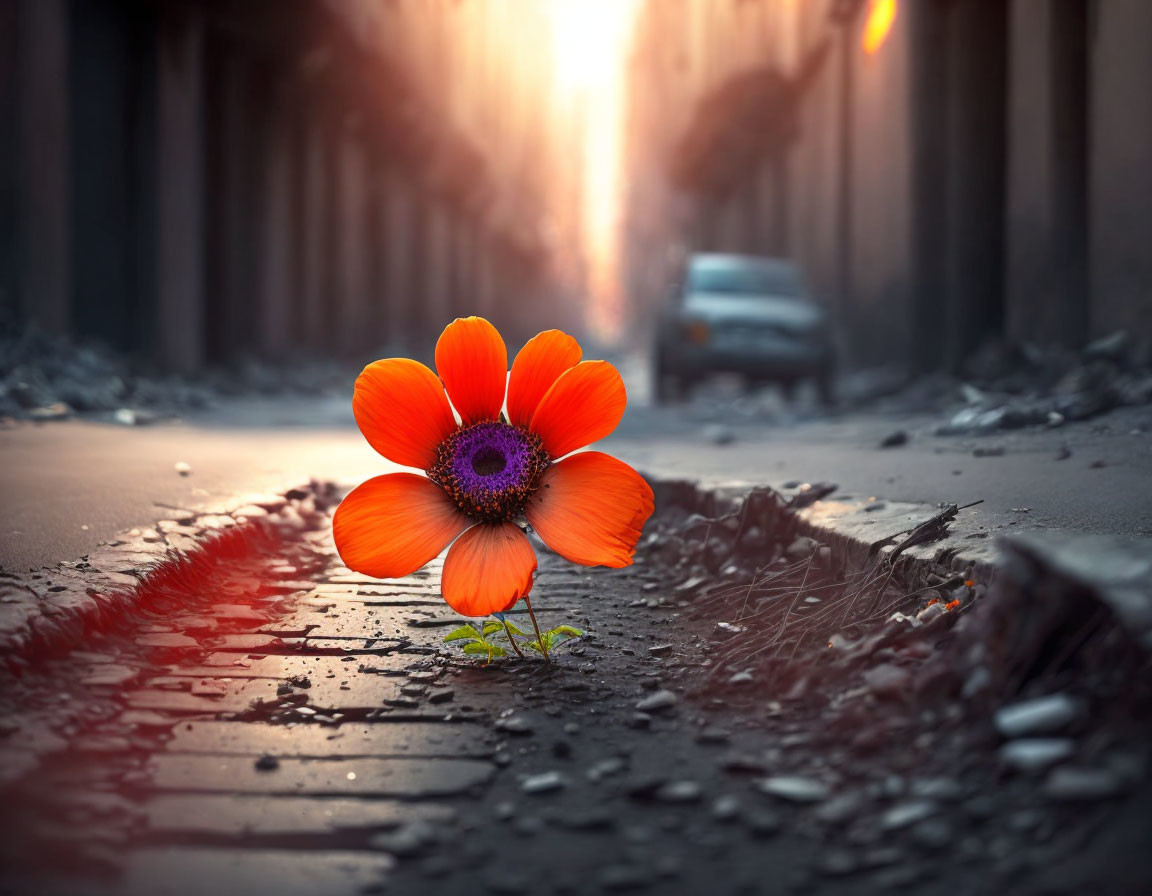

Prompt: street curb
[
  {"left": 646, "top": 476, "right": 991, "bottom": 594},
  {"left": 0, "top": 481, "right": 340, "bottom": 675},
  {"left": 645, "top": 474, "right": 1152, "bottom": 657},
  {"left": 4, "top": 470, "right": 1146, "bottom": 678},
  {"left": 0, "top": 474, "right": 987, "bottom": 677}
]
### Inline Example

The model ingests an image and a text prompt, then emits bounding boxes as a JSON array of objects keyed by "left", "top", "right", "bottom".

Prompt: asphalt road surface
[{"left": 2, "top": 380, "right": 1150, "bottom": 572}]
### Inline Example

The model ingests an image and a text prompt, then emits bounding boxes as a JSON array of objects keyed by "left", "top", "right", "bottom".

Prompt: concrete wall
[
  {"left": 3, "top": 0, "right": 552, "bottom": 370},
  {"left": 1089, "top": 0, "right": 1152, "bottom": 340},
  {"left": 626, "top": 0, "right": 1152, "bottom": 372},
  {"left": 785, "top": 0, "right": 914, "bottom": 367},
  {"left": 15, "top": 0, "right": 71, "bottom": 335}
]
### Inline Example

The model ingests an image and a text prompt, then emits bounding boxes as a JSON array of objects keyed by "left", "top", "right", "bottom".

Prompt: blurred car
[{"left": 653, "top": 253, "right": 835, "bottom": 404}]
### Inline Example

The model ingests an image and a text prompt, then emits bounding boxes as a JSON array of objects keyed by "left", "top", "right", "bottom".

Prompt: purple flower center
[{"left": 428, "top": 421, "right": 550, "bottom": 522}]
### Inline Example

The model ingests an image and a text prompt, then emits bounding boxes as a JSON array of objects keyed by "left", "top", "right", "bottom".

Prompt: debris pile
[
  {"left": 0, "top": 324, "right": 353, "bottom": 424},
  {"left": 851, "top": 331, "right": 1152, "bottom": 435},
  {"left": 632, "top": 486, "right": 1152, "bottom": 887}
]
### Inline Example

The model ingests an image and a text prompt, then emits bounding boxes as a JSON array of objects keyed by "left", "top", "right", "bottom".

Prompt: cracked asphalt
[
  {"left": 3, "top": 375, "right": 1150, "bottom": 574},
  {"left": 2, "top": 488, "right": 1149, "bottom": 895}
]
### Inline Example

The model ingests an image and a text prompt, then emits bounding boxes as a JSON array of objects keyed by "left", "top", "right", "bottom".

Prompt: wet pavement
[{"left": 2, "top": 486, "right": 1150, "bottom": 895}]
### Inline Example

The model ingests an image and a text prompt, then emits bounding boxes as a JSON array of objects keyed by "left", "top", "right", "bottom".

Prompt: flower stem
[
  {"left": 502, "top": 619, "right": 526, "bottom": 658},
  {"left": 523, "top": 596, "right": 550, "bottom": 662}
]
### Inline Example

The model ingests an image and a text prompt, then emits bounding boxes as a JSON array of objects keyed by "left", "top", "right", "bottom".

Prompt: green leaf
[
  {"left": 463, "top": 642, "right": 506, "bottom": 658},
  {"left": 444, "top": 625, "right": 483, "bottom": 643},
  {"left": 501, "top": 620, "right": 528, "bottom": 636},
  {"left": 549, "top": 625, "right": 584, "bottom": 638},
  {"left": 482, "top": 621, "right": 503, "bottom": 637}
]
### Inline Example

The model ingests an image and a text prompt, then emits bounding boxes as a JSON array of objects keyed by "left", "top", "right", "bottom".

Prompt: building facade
[
  {"left": 623, "top": 0, "right": 1152, "bottom": 371},
  {"left": 0, "top": 0, "right": 567, "bottom": 371}
]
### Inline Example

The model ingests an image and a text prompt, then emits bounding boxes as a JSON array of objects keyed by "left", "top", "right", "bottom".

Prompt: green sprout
[{"left": 444, "top": 613, "right": 584, "bottom": 663}]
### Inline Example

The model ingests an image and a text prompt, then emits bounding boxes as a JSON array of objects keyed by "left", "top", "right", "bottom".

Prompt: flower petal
[
  {"left": 529, "top": 360, "right": 626, "bottom": 458},
  {"left": 353, "top": 359, "right": 457, "bottom": 470},
  {"left": 506, "top": 329, "right": 583, "bottom": 427},
  {"left": 333, "top": 474, "right": 471, "bottom": 579},
  {"left": 525, "top": 452, "right": 654, "bottom": 568},
  {"left": 435, "top": 316, "right": 508, "bottom": 425},
  {"left": 441, "top": 522, "right": 537, "bottom": 617}
]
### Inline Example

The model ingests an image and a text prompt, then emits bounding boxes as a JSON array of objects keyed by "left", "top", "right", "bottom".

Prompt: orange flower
[{"left": 333, "top": 317, "right": 655, "bottom": 617}]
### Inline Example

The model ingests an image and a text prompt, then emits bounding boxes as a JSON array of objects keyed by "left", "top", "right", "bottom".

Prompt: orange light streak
[
  {"left": 862, "top": 0, "right": 897, "bottom": 55},
  {"left": 545, "top": 0, "right": 640, "bottom": 343}
]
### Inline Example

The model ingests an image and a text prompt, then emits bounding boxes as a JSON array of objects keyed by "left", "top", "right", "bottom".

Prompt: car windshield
[{"left": 687, "top": 259, "right": 804, "bottom": 297}]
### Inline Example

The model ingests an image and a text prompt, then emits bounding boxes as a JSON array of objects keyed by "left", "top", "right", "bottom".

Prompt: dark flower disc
[{"left": 428, "top": 421, "right": 550, "bottom": 522}]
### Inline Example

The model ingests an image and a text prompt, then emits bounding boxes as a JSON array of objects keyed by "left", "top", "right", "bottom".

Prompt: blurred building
[
  {"left": 624, "top": 0, "right": 1152, "bottom": 370},
  {"left": 0, "top": 0, "right": 570, "bottom": 372}
]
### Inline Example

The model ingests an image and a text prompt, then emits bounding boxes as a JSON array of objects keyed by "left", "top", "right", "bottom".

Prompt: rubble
[
  {"left": 848, "top": 331, "right": 1152, "bottom": 437},
  {"left": 0, "top": 323, "right": 351, "bottom": 424},
  {"left": 994, "top": 694, "right": 1083, "bottom": 738}
]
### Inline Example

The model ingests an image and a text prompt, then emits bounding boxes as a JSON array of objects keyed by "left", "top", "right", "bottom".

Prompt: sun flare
[{"left": 545, "top": 0, "right": 641, "bottom": 343}]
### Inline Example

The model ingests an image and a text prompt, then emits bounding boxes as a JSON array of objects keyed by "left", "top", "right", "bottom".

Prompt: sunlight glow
[
  {"left": 545, "top": 0, "right": 641, "bottom": 343},
  {"left": 862, "top": 0, "right": 897, "bottom": 55}
]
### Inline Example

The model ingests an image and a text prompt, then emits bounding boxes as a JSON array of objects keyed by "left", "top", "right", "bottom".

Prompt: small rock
[
  {"left": 916, "top": 602, "right": 945, "bottom": 624},
  {"left": 727, "top": 670, "right": 755, "bottom": 686},
  {"left": 711, "top": 795, "right": 741, "bottom": 822},
  {"left": 655, "top": 780, "right": 701, "bottom": 803},
  {"left": 786, "top": 536, "right": 820, "bottom": 559},
  {"left": 879, "top": 430, "right": 908, "bottom": 448},
  {"left": 758, "top": 776, "right": 830, "bottom": 803},
  {"left": 29, "top": 402, "right": 72, "bottom": 421},
  {"left": 880, "top": 800, "right": 938, "bottom": 831},
  {"left": 174, "top": 461, "right": 192, "bottom": 476},
  {"left": 696, "top": 726, "right": 730, "bottom": 745},
  {"left": 587, "top": 757, "right": 626, "bottom": 782},
  {"left": 813, "top": 791, "right": 866, "bottom": 825},
  {"left": 372, "top": 820, "right": 439, "bottom": 858},
  {"left": 973, "top": 446, "right": 1005, "bottom": 457},
  {"left": 647, "top": 644, "right": 673, "bottom": 657},
  {"left": 625, "top": 775, "right": 668, "bottom": 800},
  {"left": 635, "top": 690, "right": 677, "bottom": 713},
  {"left": 994, "top": 694, "right": 1082, "bottom": 738},
  {"left": 1000, "top": 738, "right": 1076, "bottom": 774},
  {"left": 719, "top": 753, "right": 767, "bottom": 775},
  {"left": 863, "top": 663, "right": 911, "bottom": 699},
  {"left": 909, "top": 778, "right": 964, "bottom": 801},
  {"left": 495, "top": 714, "right": 534, "bottom": 736},
  {"left": 712, "top": 621, "right": 746, "bottom": 639},
  {"left": 113, "top": 407, "right": 157, "bottom": 426},
  {"left": 1043, "top": 766, "right": 1123, "bottom": 802},
  {"left": 254, "top": 755, "right": 279, "bottom": 771},
  {"left": 911, "top": 818, "right": 954, "bottom": 851},
  {"left": 521, "top": 771, "right": 566, "bottom": 795},
  {"left": 428, "top": 688, "right": 455, "bottom": 704},
  {"left": 1083, "top": 329, "right": 1129, "bottom": 361}
]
